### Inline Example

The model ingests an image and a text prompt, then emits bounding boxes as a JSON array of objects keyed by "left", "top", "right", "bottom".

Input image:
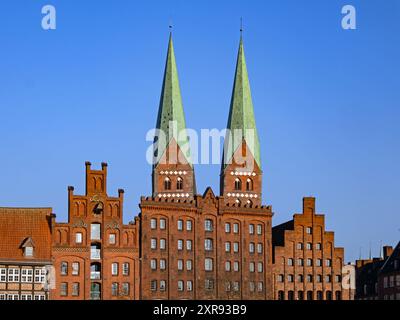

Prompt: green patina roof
[
  {"left": 155, "top": 34, "right": 192, "bottom": 166},
  {"left": 223, "top": 36, "right": 261, "bottom": 169}
]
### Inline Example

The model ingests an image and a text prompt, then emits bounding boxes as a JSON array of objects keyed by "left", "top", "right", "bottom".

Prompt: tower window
[
  {"left": 234, "top": 178, "right": 242, "bottom": 191},
  {"left": 246, "top": 178, "right": 253, "bottom": 191},
  {"left": 177, "top": 177, "right": 183, "bottom": 190},
  {"left": 164, "top": 177, "right": 171, "bottom": 190}
]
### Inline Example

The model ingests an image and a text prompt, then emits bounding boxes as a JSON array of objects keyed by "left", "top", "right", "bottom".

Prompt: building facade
[
  {"left": 50, "top": 162, "right": 140, "bottom": 300},
  {"left": 272, "top": 197, "right": 349, "bottom": 300},
  {"left": 377, "top": 243, "right": 400, "bottom": 300},
  {"left": 0, "top": 208, "right": 53, "bottom": 300}
]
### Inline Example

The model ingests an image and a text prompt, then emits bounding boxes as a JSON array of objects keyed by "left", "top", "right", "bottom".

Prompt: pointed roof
[
  {"left": 155, "top": 33, "right": 192, "bottom": 166},
  {"left": 223, "top": 35, "right": 261, "bottom": 169}
]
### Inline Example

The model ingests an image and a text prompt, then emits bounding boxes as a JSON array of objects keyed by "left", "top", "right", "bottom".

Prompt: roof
[
  {"left": 0, "top": 207, "right": 53, "bottom": 262},
  {"left": 380, "top": 241, "right": 400, "bottom": 274},
  {"left": 223, "top": 36, "right": 261, "bottom": 169},
  {"left": 154, "top": 33, "right": 192, "bottom": 166}
]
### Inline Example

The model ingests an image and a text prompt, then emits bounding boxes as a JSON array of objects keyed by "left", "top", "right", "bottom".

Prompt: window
[
  {"left": 21, "top": 269, "right": 33, "bottom": 282},
  {"left": 233, "top": 281, "right": 239, "bottom": 292},
  {"left": 0, "top": 268, "right": 6, "bottom": 282},
  {"left": 249, "top": 224, "right": 254, "bottom": 235},
  {"left": 178, "top": 280, "right": 184, "bottom": 291},
  {"left": 316, "top": 243, "right": 322, "bottom": 250},
  {"left": 233, "top": 223, "right": 239, "bottom": 234},
  {"left": 205, "top": 279, "right": 214, "bottom": 290},
  {"left": 335, "top": 275, "right": 342, "bottom": 283},
  {"left": 111, "top": 263, "right": 118, "bottom": 276},
  {"left": 112, "top": 283, "right": 118, "bottom": 296},
  {"left": 159, "top": 218, "right": 166, "bottom": 230},
  {"left": 177, "top": 177, "right": 183, "bottom": 190},
  {"left": 151, "top": 238, "right": 157, "bottom": 250},
  {"left": 61, "top": 262, "right": 68, "bottom": 275},
  {"left": 205, "top": 238, "right": 213, "bottom": 251},
  {"left": 307, "top": 258, "right": 313, "bottom": 266},
  {"left": 306, "top": 242, "right": 312, "bottom": 250},
  {"left": 177, "top": 220, "right": 183, "bottom": 231},
  {"left": 249, "top": 262, "right": 255, "bottom": 272},
  {"left": 225, "top": 242, "right": 231, "bottom": 253},
  {"left": 150, "top": 259, "right": 157, "bottom": 270},
  {"left": 25, "top": 246, "right": 33, "bottom": 257},
  {"left": 150, "top": 280, "right": 157, "bottom": 291},
  {"left": 233, "top": 242, "right": 239, "bottom": 253},
  {"left": 21, "top": 294, "right": 32, "bottom": 300},
  {"left": 396, "top": 275, "right": 400, "bottom": 287},
  {"left": 298, "top": 291, "right": 304, "bottom": 300},
  {"left": 249, "top": 242, "right": 255, "bottom": 253},
  {"left": 326, "top": 275, "right": 332, "bottom": 283},
  {"left": 109, "top": 233, "right": 116, "bottom": 244},
  {"left": 225, "top": 261, "right": 231, "bottom": 272},
  {"left": 0, "top": 294, "right": 5, "bottom": 300},
  {"left": 7, "top": 294, "right": 19, "bottom": 300},
  {"left": 205, "top": 258, "right": 213, "bottom": 271},
  {"left": 257, "top": 282, "right": 263, "bottom": 292},
  {"left": 384, "top": 277, "right": 388, "bottom": 288},
  {"left": 186, "top": 240, "right": 192, "bottom": 251},
  {"left": 186, "top": 220, "right": 192, "bottom": 231},
  {"left": 160, "top": 280, "right": 166, "bottom": 291},
  {"left": 335, "top": 291, "right": 341, "bottom": 300},
  {"left": 288, "top": 274, "right": 294, "bottom": 282},
  {"left": 122, "top": 283, "right": 129, "bottom": 296},
  {"left": 164, "top": 177, "right": 171, "bottom": 190},
  {"left": 187, "top": 281, "right": 193, "bottom": 292},
  {"left": 178, "top": 260, "right": 183, "bottom": 271},
  {"left": 277, "top": 274, "right": 284, "bottom": 282},
  {"left": 160, "top": 259, "right": 166, "bottom": 270},
  {"left": 177, "top": 239, "right": 183, "bottom": 251},
  {"left": 316, "top": 275, "right": 322, "bottom": 283},
  {"left": 278, "top": 291, "right": 285, "bottom": 300},
  {"left": 297, "top": 243, "right": 303, "bottom": 250},
  {"left": 326, "top": 259, "right": 332, "bottom": 267},
  {"left": 186, "top": 260, "right": 192, "bottom": 271},
  {"left": 234, "top": 178, "right": 242, "bottom": 190},
  {"left": 75, "top": 233, "right": 83, "bottom": 244},
  {"left": 72, "top": 283, "right": 79, "bottom": 296},
  {"left": 60, "top": 282, "right": 68, "bottom": 296},
  {"left": 122, "top": 263, "right": 129, "bottom": 276},
  {"left": 298, "top": 274, "right": 304, "bottom": 283},
  {"left": 288, "top": 258, "right": 294, "bottom": 266},
  {"left": 249, "top": 282, "right": 255, "bottom": 292},
  {"left": 257, "top": 262, "right": 263, "bottom": 272},
  {"left": 34, "top": 268, "right": 46, "bottom": 283},
  {"left": 317, "top": 291, "right": 323, "bottom": 300},
  {"left": 160, "top": 238, "right": 166, "bottom": 250},
  {"left": 298, "top": 258, "right": 304, "bottom": 266},
  {"left": 225, "top": 223, "right": 230, "bottom": 233},
  {"left": 307, "top": 274, "right": 313, "bottom": 282},
  {"left": 91, "top": 223, "right": 101, "bottom": 240},
  {"left": 316, "top": 259, "right": 322, "bottom": 267},
  {"left": 150, "top": 218, "right": 157, "bottom": 230},
  {"left": 205, "top": 219, "right": 213, "bottom": 232},
  {"left": 288, "top": 291, "right": 294, "bottom": 300},
  {"left": 72, "top": 262, "right": 79, "bottom": 275},
  {"left": 246, "top": 178, "right": 253, "bottom": 191},
  {"left": 307, "top": 291, "right": 314, "bottom": 300},
  {"left": 257, "top": 224, "right": 262, "bottom": 235},
  {"left": 306, "top": 227, "right": 312, "bottom": 234},
  {"left": 233, "top": 261, "right": 239, "bottom": 272}
]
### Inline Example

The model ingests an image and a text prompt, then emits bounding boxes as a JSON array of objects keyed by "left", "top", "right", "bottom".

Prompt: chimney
[{"left": 383, "top": 246, "right": 393, "bottom": 259}]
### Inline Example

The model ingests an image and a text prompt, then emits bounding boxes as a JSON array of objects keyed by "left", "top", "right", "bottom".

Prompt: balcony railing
[
  {"left": 90, "top": 271, "right": 101, "bottom": 280},
  {"left": 90, "top": 292, "right": 101, "bottom": 300},
  {"left": 90, "top": 249, "right": 101, "bottom": 260}
]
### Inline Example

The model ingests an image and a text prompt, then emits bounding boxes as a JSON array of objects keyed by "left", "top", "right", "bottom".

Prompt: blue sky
[{"left": 0, "top": 0, "right": 399, "bottom": 262}]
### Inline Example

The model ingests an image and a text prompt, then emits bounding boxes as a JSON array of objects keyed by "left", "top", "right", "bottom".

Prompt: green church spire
[
  {"left": 223, "top": 36, "right": 261, "bottom": 169},
  {"left": 155, "top": 33, "right": 192, "bottom": 166}
]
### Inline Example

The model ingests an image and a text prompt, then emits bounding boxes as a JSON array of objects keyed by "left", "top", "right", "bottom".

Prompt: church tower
[
  {"left": 152, "top": 33, "right": 196, "bottom": 200},
  {"left": 221, "top": 35, "right": 262, "bottom": 206}
]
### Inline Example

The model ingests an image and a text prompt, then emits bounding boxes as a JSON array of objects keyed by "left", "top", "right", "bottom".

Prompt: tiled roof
[{"left": 0, "top": 207, "right": 53, "bottom": 262}]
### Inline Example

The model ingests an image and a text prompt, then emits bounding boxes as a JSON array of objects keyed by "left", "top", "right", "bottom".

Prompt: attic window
[{"left": 25, "top": 247, "right": 33, "bottom": 257}]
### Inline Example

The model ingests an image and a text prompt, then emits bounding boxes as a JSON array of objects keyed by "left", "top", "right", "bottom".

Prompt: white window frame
[
  {"left": 186, "top": 260, "right": 192, "bottom": 271},
  {"left": 160, "top": 238, "right": 166, "bottom": 250},
  {"left": 233, "top": 223, "right": 239, "bottom": 234},
  {"left": 160, "top": 259, "right": 166, "bottom": 270},
  {"left": 34, "top": 268, "right": 46, "bottom": 283},
  {"left": 21, "top": 269, "right": 33, "bottom": 283},
  {"left": 150, "top": 238, "right": 157, "bottom": 249},
  {"left": 257, "top": 224, "right": 262, "bottom": 235},
  {"left": 75, "top": 232, "right": 83, "bottom": 244},
  {"left": 205, "top": 258, "right": 213, "bottom": 271},
  {"left": 8, "top": 268, "right": 20, "bottom": 282},
  {"left": 177, "top": 220, "right": 183, "bottom": 231},
  {"left": 122, "top": 262, "right": 129, "bottom": 276},
  {"left": 186, "top": 220, "right": 192, "bottom": 231},
  {"left": 225, "top": 223, "right": 230, "bottom": 233},
  {"left": 159, "top": 218, "right": 166, "bottom": 230},
  {"left": 150, "top": 218, "right": 157, "bottom": 230},
  {"left": 111, "top": 263, "right": 118, "bottom": 276}
]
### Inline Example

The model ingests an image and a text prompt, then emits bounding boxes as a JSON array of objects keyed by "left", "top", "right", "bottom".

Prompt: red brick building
[
  {"left": 51, "top": 162, "right": 140, "bottom": 300},
  {"left": 272, "top": 197, "right": 349, "bottom": 300},
  {"left": 377, "top": 243, "right": 400, "bottom": 300},
  {"left": 0, "top": 208, "right": 53, "bottom": 300},
  {"left": 140, "top": 34, "right": 273, "bottom": 300}
]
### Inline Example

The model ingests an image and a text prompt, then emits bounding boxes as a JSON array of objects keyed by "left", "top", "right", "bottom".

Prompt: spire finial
[
  {"left": 240, "top": 17, "right": 243, "bottom": 35},
  {"left": 169, "top": 19, "right": 173, "bottom": 35}
]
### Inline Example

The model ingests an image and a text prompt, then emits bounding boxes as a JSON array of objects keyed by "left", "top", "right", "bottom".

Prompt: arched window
[
  {"left": 298, "top": 291, "right": 304, "bottom": 300},
  {"left": 278, "top": 290, "right": 285, "bottom": 300},
  {"left": 177, "top": 177, "right": 183, "bottom": 190},
  {"left": 307, "top": 291, "right": 313, "bottom": 300},
  {"left": 164, "top": 177, "right": 171, "bottom": 190},
  {"left": 234, "top": 178, "right": 241, "bottom": 191},
  {"left": 317, "top": 291, "right": 323, "bottom": 300},
  {"left": 246, "top": 178, "right": 253, "bottom": 191},
  {"left": 326, "top": 291, "right": 332, "bottom": 300},
  {"left": 288, "top": 291, "right": 294, "bottom": 300}
]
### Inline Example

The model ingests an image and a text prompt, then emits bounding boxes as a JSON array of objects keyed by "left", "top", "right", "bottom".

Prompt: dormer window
[{"left": 25, "top": 246, "right": 33, "bottom": 257}]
